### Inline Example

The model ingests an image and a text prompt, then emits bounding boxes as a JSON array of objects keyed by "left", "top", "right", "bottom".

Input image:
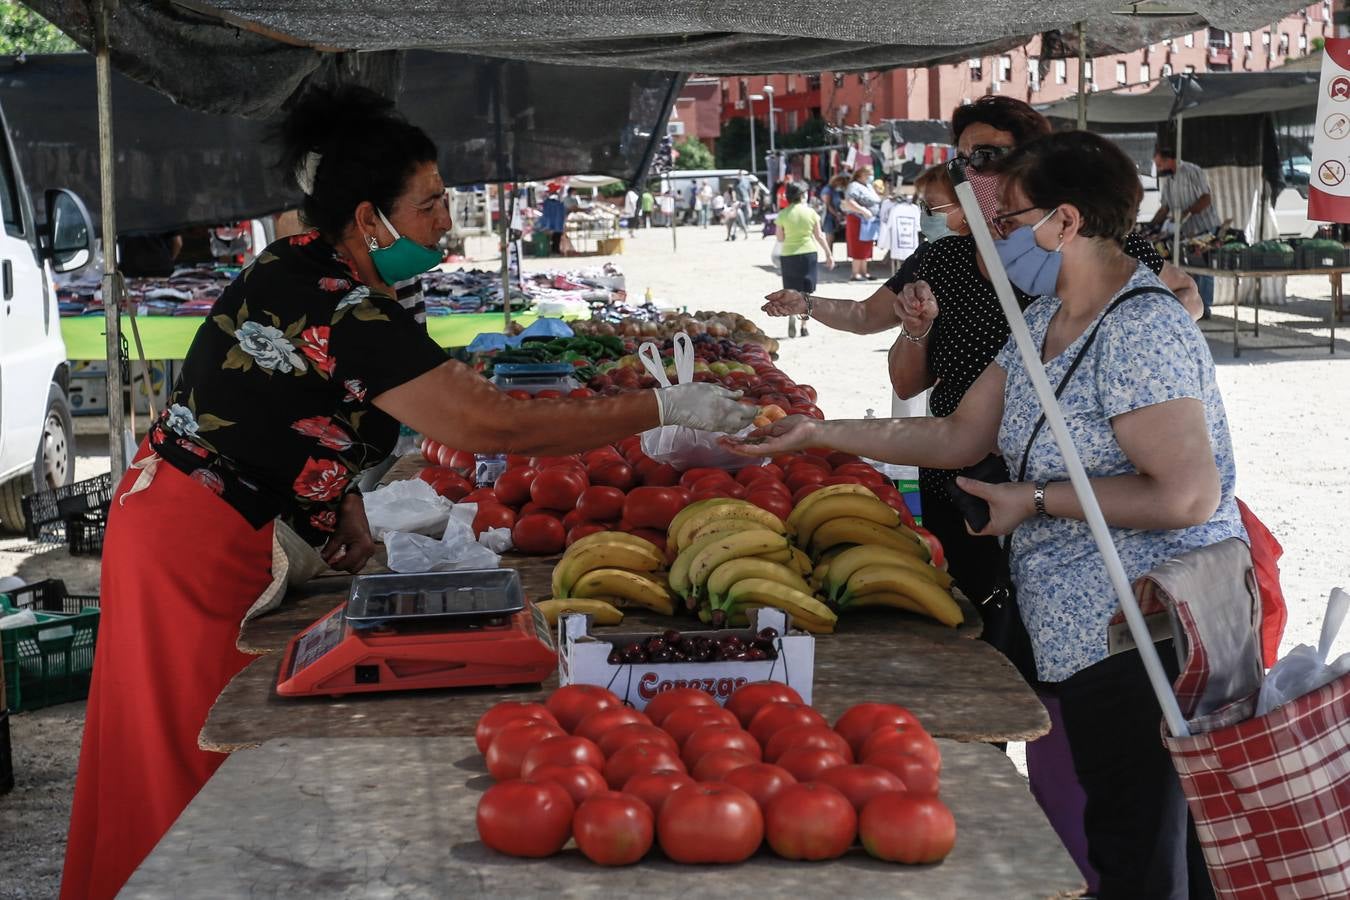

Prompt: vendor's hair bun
[{"left": 272, "top": 85, "right": 437, "bottom": 240}]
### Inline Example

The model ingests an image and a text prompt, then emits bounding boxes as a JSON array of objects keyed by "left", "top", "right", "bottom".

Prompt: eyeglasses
[
  {"left": 953, "top": 145, "right": 1012, "bottom": 172},
  {"left": 918, "top": 200, "right": 958, "bottom": 216},
  {"left": 990, "top": 205, "right": 1040, "bottom": 238}
]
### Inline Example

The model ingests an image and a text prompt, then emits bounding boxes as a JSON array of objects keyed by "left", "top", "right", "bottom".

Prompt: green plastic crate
[{"left": 0, "top": 598, "right": 100, "bottom": 713}]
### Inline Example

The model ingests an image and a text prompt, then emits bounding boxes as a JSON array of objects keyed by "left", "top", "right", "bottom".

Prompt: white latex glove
[{"left": 653, "top": 384, "right": 757, "bottom": 433}]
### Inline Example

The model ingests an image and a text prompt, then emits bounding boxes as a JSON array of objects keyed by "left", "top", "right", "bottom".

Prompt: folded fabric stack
[{"left": 56, "top": 265, "right": 239, "bottom": 317}]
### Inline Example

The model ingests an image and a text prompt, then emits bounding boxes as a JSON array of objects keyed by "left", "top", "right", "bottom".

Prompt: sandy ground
[{"left": 2, "top": 221, "right": 1347, "bottom": 897}]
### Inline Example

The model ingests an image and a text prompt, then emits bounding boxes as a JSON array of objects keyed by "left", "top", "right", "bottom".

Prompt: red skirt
[
  {"left": 61, "top": 445, "right": 274, "bottom": 899},
  {"left": 845, "top": 214, "right": 874, "bottom": 261}
]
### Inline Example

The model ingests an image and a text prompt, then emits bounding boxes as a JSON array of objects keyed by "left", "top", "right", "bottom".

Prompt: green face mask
[{"left": 370, "top": 207, "right": 442, "bottom": 283}]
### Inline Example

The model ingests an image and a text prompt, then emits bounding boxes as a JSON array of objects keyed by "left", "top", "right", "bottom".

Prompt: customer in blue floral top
[
  {"left": 63, "top": 85, "right": 754, "bottom": 900},
  {"left": 728, "top": 131, "right": 1244, "bottom": 899}
]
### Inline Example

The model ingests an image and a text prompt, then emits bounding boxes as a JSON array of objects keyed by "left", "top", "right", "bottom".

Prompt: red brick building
[{"left": 696, "top": 5, "right": 1332, "bottom": 146}]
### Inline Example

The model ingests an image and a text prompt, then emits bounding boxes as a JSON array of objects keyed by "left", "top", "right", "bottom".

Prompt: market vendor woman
[{"left": 62, "top": 86, "right": 754, "bottom": 900}]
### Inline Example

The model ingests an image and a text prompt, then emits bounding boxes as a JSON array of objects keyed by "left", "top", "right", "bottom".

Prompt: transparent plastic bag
[
  {"left": 1257, "top": 587, "right": 1350, "bottom": 716},
  {"left": 638, "top": 332, "right": 766, "bottom": 472},
  {"left": 385, "top": 513, "right": 501, "bottom": 574},
  {"left": 363, "top": 479, "right": 453, "bottom": 540}
]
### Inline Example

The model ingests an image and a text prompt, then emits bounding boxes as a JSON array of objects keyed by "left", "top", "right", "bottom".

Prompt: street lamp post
[
  {"left": 763, "top": 85, "right": 777, "bottom": 193},
  {"left": 748, "top": 93, "right": 763, "bottom": 182}
]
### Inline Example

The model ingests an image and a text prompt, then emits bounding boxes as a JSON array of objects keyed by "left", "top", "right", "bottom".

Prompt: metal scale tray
[{"left": 344, "top": 570, "right": 523, "bottom": 628}]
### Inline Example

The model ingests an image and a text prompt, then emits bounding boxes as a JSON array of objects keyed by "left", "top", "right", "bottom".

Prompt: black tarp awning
[
  {"left": 1039, "top": 71, "right": 1321, "bottom": 124},
  {"left": 0, "top": 51, "right": 679, "bottom": 235},
  {"left": 24, "top": 0, "right": 1315, "bottom": 118}
]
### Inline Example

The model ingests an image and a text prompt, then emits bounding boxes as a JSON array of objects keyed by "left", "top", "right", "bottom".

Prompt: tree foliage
[
  {"left": 0, "top": 2, "right": 78, "bottom": 54},
  {"left": 673, "top": 137, "right": 715, "bottom": 170}
]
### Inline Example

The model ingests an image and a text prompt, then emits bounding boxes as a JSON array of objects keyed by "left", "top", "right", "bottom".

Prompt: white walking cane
[{"left": 952, "top": 176, "right": 1190, "bottom": 739}]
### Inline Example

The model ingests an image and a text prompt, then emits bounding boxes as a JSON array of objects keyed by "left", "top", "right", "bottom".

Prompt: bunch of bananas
[
  {"left": 666, "top": 498, "right": 838, "bottom": 634},
  {"left": 794, "top": 485, "right": 963, "bottom": 627},
  {"left": 541, "top": 531, "right": 674, "bottom": 626}
]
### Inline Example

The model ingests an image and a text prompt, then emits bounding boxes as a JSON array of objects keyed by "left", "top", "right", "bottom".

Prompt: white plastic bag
[
  {"left": 363, "top": 479, "right": 453, "bottom": 540},
  {"left": 1257, "top": 587, "right": 1350, "bottom": 716},
  {"left": 448, "top": 502, "right": 514, "bottom": 553},
  {"left": 385, "top": 514, "right": 502, "bottom": 574},
  {"left": 638, "top": 331, "right": 766, "bottom": 471},
  {"left": 0, "top": 608, "right": 37, "bottom": 630}
]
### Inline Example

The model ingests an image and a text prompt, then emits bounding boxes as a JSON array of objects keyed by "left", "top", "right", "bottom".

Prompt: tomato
[
  {"left": 471, "top": 502, "right": 516, "bottom": 536},
  {"left": 510, "top": 514, "right": 565, "bottom": 554},
  {"left": 534, "top": 389, "right": 563, "bottom": 399},
  {"left": 582, "top": 447, "right": 622, "bottom": 466},
  {"left": 869, "top": 483, "right": 916, "bottom": 525},
  {"left": 764, "top": 724, "right": 854, "bottom": 764},
  {"left": 596, "top": 723, "right": 678, "bottom": 758},
  {"left": 566, "top": 523, "right": 611, "bottom": 546},
  {"left": 681, "top": 725, "right": 762, "bottom": 770},
  {"left": 747, "top": 702, "right": 829, "bottom": 746},
  {"left": 721, "top": 762, "right": 797, "bottom": 811},
  {"left": 825, "top": 451, "right": 862, "bottom": 468},
  {"left": 636, "top": 461, "right": 679, "bottom": 487},
  {"left": 622, "top": 487, "right": 686, "bottom": 530},
  {"left": 505, "top": 388, "right": 533, "bottom": 401},
  {"left": 657, "top": 783, "right": 764, "bottom": 864},
  {"left": 798, "top": 384, "right": 818, "bottom": 403},
  {"left": 568, "top": 387, "right": 596, "bottom": 399},
  {"left": 642, "top": 686, "right": 718, "bottom": 727},
  {"left": 494, "top": 466, "right": 538, "bottom": 506},
  {"left": 789, "top": 453, "right": 832, "bottom": 471},
  {"left": 833, "top": 703, "right": 923, "bottom": 757},
  {"left": 462, "top": 487, "right": 499, "bottom": 504},
  {"left": 910, "top": 524, "right": 946, "bottom": 569},
  {"left": 660, "top": 705, "right": 740, "bottom": 747},
  {"left": 814, "top": 764, "right": 908, "bottom": 812},
  {"left": 786, "top": 468, "right": 829, "bottom": 494},
  {"left": 863, "top": 751, "right": 941, "bottom": 796},
  {"left": 528, "top": 763, "right": 608, "bottom": 805},
  {"left": 519, "top": 735, "right": 606, "bottom": 778},
  {"left": 764, "top": 782, "right": 857, "bottom": 861},
  {"left": 420, "top": 438, "right": 439, "bottom": 461},
  {"left": 626, "top": 528, "right": 667, "bottom": 555},
  {"left": 691, "top": 749, "right": 759, "bottom": 782},
  {"left": 573, "top": 707, "right": 651, "bottom": 745},
  {"left": 745, "top": 490, "right": 793, "bottom": 521},
  {"left": 775, "top": 748, "right": 849, "bottom": 782},
  {"left": 474, "top": 701, "right": 558, "bottom": 753},
  {"left": 859, "top": 793, "right": 957, "bottom": 864},
  {"left": 545, "top": 684, "right": 622, "bottom": 733},
  {"left": 575, "top": 485, "right": 626, "bottom": 522},
  {"left": 603, "top": 742, "right": 686, "bottom": 789},
  {"left": 573, "top": 790, "right": 655, "bottom": 866},
  {"left": 679, "top": 467, "right": 733, "bottom": 491},
  {"left": 589, "top": 461, "right": 636, "bottom": 490},
  {"left": 833, "top": 463, "right": 887, "bottom": 486},
  {"left": 792, "top": 483, "right": 826, "bottom": 506},
  {"left": 736, "top": 463, "right": 783, "bottom": 486},
  {"left": 417, "top": 465, "right": 453, "bottom": 485},
  {"left": 530, "top": 467, "right": 588, "bottom": 511},
  {"left": 476, "top": 778, "right": 574, "bottom": 858},
  {"left": 435, "top": 443, "right": 458, "bottom": 468},
  {"left": 725, "top": 681, "right": 805, "bottom": 728},
  {"left": 485, "top": 720, "right": 567, "bottom": 780},
  {"left": 860, "top": 725, "right": 941, "bottom": 774},
  {"left": 446, "top": 449, "right": 476, "bottom": 475},
  {"left": 561, "top": 508, "right": 586, "bottom": 532},
  {"left": 623, "top": 770, "right": 696, "bottom": 817}
]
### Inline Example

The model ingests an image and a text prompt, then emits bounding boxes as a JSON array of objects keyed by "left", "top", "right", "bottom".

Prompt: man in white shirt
[{"left": 623, "top": 187, "right": 639, "bottom": 237}]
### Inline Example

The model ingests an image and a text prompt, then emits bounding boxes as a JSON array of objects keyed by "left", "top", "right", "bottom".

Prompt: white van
[{"left": 0, "top": 101, "right": 96, "bottom": 531}]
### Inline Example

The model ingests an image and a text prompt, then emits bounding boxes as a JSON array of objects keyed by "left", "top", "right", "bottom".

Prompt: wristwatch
[{"left": 1033, "top": 481, "right": 1050, "bottom": 519}]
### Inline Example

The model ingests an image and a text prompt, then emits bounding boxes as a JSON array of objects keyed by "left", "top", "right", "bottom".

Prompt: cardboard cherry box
[{"left": 557, "top": 608, "right": 814, "bottom": 711}]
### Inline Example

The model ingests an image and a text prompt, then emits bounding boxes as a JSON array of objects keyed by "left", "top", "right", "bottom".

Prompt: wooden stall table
[
  {"left": 1182, "top": 265, "right": 1347, "bottom": 356},
  {"left": 125, "top": 736, "right": 1085, "bottom": 898}
]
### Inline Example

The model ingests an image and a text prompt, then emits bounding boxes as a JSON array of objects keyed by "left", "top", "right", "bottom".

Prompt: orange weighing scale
[{"left": 275, "top": 569, "right": 555, "bottom": 697}]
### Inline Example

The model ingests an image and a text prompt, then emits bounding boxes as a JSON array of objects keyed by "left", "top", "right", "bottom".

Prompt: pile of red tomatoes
[{"left": 474, "top": 681, "right": 956, "bottom": 866}]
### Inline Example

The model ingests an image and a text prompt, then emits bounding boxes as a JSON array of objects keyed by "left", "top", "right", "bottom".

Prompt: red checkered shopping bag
[{"left": 1162, "top": 671, "right": 1350, "bottom": 899}]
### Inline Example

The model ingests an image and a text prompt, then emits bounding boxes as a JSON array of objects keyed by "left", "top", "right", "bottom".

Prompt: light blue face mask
[
  {"left": 993, "top": 208, "right": 1063, "bottom": 298},
  {"left": 919, "top": 213, "right": 951, "bottom": 242},
  {"left": 369, "top": 207, "right": 442, "bottom": 284}
]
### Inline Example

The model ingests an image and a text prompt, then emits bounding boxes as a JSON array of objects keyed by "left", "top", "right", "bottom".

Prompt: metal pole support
[{"left": 93, "top": 0, "right": 127, "bottom": 476}]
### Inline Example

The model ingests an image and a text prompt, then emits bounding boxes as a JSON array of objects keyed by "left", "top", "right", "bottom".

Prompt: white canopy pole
[
  {"left": 955, "top": 179, "right": 1190, "bottom": 739},
  {"left": 94, "top": 0, "right": 128, "bottom": 476}
]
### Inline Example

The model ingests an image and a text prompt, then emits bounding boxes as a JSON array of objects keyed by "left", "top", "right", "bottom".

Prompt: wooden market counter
[
  {"left": 1181, "top": 264, "right": 1349, "bottom": 356},
  {"left": 126, "top": 735, "right": 1085, "bottom": 899}
]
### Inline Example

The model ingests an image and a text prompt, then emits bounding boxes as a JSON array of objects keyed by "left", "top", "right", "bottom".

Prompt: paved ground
[{"left": 3, "top": 220, "right": 1348, "bottom": 898}]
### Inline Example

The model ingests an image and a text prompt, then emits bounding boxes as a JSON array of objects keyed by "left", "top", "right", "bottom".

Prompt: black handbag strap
[{"left": 1015, "top": 286, "right": 1174, "bottom": 482}]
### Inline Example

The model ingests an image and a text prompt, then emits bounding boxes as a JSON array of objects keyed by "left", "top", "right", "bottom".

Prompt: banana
[
  {"left": 810, "top": 517, "right": 929, "bottom": 560},
  {"left": 756, "top": 547, "right": 794, "bottom": 564},
  {"left": 843, "top": 565, "right": 964, "bottom": 627},
  {"left": 705, "top": 557, "right": 811, "bottom": 606},
  {"left": 535, "top": 598, "right": 624, "bottom": 627},
  {"left": 724, "top": 578, "right": 838, "bottom": 628},
  {"left": 688, "top": 532, "right": 791, "bottom": 597},
  {"left": 565, "top": 530, "right": 662, "bottom": 560},
  {"left": 724, "top": 602, "right": 833, "bottom": 634},
  {"left": 552, "top": 541, "right": 664, "bottom": 597},
  {"left": 812, "top": 560, "right": 832, "bottom": 584},
  {"left": 794, "top": 495, "right": 901, "bottom": 547},
  {"left": 670, "top": 531, "right": 740, "bottom": 599},
  {"left": 823, "top": 544, "right": 952, "bottom": 601},
  {"left": 569, "top": 568, "right": 676, "bottom": 616},
  {"left": 686, "top": 518, "right": 779, "bottom": 546},
  {"left": 672, "top": 502, "right": 789, "bottom": 553},
  {"left": 786, "top": 482, "right": 878, "bottom": 530},
  {"left": 845, "top": 592, "right": 927, "bottom": 615},
  {"left": 789, "top": 547, "right": 813, "bottom": 576},
  {"left": 666, "top": 497, "right": 740, "bottom": 543}
]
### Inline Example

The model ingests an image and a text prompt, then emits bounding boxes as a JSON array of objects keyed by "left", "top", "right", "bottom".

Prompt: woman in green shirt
[{"left": 776, "top": 181, "right": 834, "bottom": 337}]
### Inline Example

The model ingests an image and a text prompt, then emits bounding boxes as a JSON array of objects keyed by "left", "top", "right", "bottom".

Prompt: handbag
[
  {"left": 858, "top": 214, "right": 880, "bottom": 242},
  {"left": 946, "top": 285, "right": 1170, "bottom": 682}
]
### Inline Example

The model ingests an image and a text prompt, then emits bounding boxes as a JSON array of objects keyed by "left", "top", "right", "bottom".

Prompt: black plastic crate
[
  {"left": 1212, "top": 246, "right": 1247, "bottom": 270},
  {"left": 1241, "top": 248, "right": 1295, "bottom": 270},
  {"left": 1, "top": 580, "right": 99, "bottom": 614},
  {"left": 20, "top": 474, "right": 114, "bottom": 544},
  {"left": 1295, "top": 244, "right": 1350, "bottom": 269},
  {"left": 65, "top": 512, "right": 107, "bottom": 557}
]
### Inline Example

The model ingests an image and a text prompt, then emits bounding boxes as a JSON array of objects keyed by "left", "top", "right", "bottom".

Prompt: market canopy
[
  {"left": 0, "top": 51, "right": 678, "bottom": 235},
  {"left": 28, "top": 0, "right": 1315, "bottom": 118},
  {"left": 1038, "top": 71, "right": 1321, "bottom": 123}
]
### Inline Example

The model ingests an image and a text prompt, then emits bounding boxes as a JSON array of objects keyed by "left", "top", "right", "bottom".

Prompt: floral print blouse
[{"left": 149, "top": 232, "right": 448, "bottom": 546}]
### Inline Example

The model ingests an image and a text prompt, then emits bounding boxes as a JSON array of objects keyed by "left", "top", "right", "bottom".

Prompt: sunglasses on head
[{"left": 953, "top": 145, "right": 1012, "bottom": 172}]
